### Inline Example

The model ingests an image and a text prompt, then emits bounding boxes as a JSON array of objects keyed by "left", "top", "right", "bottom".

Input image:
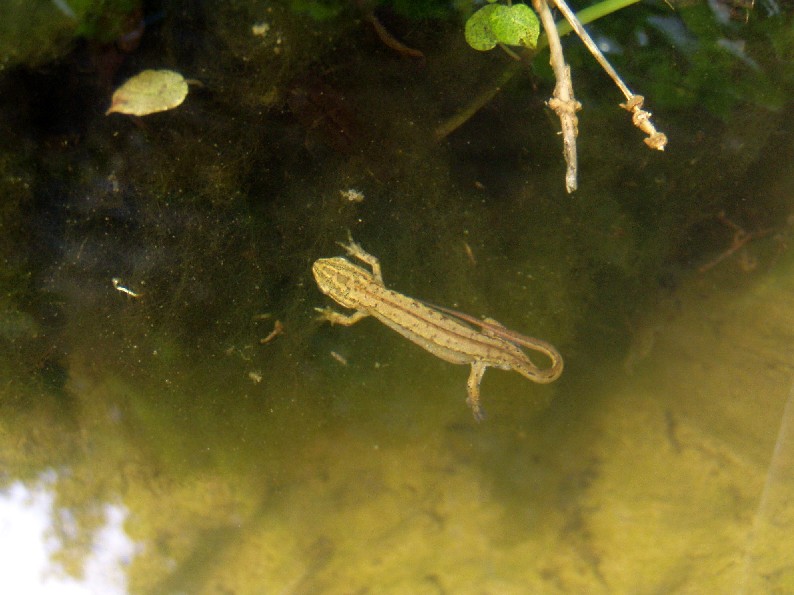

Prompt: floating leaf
[
  {"left": 106, "top": 69, "right": 188, "bottom": 116},
  {"left": 489, "top": 4, "right": 539, "bottom": 49},
  {"left": 465, "top": 3, "right": 540, "bottom": 52},
  {"left": 465, "top": 4, "right": 501, "bottom": 52}
]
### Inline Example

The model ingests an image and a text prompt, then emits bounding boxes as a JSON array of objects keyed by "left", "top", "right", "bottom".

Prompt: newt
[{"left": 313, "top": 238, "right": 563, "bottom": 420}]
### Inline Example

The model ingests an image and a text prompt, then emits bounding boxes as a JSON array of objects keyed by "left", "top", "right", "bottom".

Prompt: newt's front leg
[
  {"left": 338, "top": 237, "right": 384, "bottom": 285},
  {"left": 466, "top": 361, "right": 488, "bottom": 422},
  {"left": 315, "top": 307, "right": 369, "bottom": 326}
]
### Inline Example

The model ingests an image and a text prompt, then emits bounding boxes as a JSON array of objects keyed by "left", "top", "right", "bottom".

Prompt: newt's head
[{"left": 312, "top": 257, "right": 371, "bottom": 309}]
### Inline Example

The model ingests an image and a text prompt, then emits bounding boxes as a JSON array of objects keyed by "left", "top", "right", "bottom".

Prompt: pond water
[{"left": 1, "top": 2, "right": 794, "bottom": 593}]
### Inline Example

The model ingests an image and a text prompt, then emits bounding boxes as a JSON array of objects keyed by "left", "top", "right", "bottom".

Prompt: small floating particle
[
  {"left": 106, "top": 69, "right": 189, "bottom": 116},
  {"left": 252, "top": 22, "right": 270, "bottom": 37},
  {"left": 339, "top": 188, "right": 364, "bottom": 203},
  {"left": 463, "top": 241, "right": 477, "bottom": 266},
  {"left": 330, "top": 351, "right": 348, "bottom": 366},
  {"left": 259, "top": 320, "right": 284, "bottom": 345},
  {"left": 248, "top": 370, "right": 263, "bottom": 384},
  {"left": 112, "top": 277, "right": 142, "bottom": 298}
]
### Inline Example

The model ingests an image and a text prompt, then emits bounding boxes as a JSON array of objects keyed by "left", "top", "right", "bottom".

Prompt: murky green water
[{"left": 2, "top": 2, "right": 794, "bottom": 593}]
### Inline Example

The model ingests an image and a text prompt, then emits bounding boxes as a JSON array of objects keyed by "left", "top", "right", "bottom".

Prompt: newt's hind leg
[{"left": 466, "top": 361, "right": 488, "bottom": 422}]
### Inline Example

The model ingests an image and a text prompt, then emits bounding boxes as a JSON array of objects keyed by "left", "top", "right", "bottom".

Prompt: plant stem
[
  {"left": 534, "top": 0, "right": 581, "bottom": 192},
  {"left": 539, "top": 0, "right": 642, "bottom": 49}
]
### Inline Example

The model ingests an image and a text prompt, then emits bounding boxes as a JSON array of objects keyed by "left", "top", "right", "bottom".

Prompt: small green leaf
[
  {"left": 465, "top": 4, "right": 500, "bottom": 52},
  {"left": 490, "top": 4, "right": 540, "bottom": 49}
]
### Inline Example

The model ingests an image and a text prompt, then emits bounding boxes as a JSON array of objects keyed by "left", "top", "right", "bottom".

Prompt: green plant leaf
[
  {"left": 490, "top": 4, "right": 540, "bottom": 49},
  {"left": 465, "top": 4, "right": 501, "bottom": 51},
  {"left": 465, "top": 3, "right": 540, "bottom": 52}
]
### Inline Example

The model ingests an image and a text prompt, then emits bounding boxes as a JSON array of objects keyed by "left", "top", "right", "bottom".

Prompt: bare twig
[
  {"left": 533, "top": 0, "right": 581, "bottom": 193},
  {"left": 368, "top": 12, "right": 425, "bottom": 59},
  {"left": 547, "top": 0, "right": 667, "bottom": 150},
  {"left": 698, "top": 212, "right": 774, "bottom": 273}
]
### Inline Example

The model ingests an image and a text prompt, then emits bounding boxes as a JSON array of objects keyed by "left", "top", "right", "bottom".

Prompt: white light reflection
[{"left": 0, "top": 474, "right": 135, "bottom": 594}]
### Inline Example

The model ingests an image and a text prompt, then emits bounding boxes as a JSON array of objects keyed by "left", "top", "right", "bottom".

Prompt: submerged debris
[
  {"left": 251, "top": 21, "right": 270, "bottom": 37},
  {"left": 259, "top": 320, "right": 285, "bottom": 345},
  {"left": 112, "top": 277, "right": 142, "bottom": 298},
  {"left": 106, "top": 69, "right": 189, "bottom": 116},
  {"left": 330, "top": 351, "right": 348, "bottom": 366},
  {"left": 339, "top": 188, "right": 364, "bottom": 203}
]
